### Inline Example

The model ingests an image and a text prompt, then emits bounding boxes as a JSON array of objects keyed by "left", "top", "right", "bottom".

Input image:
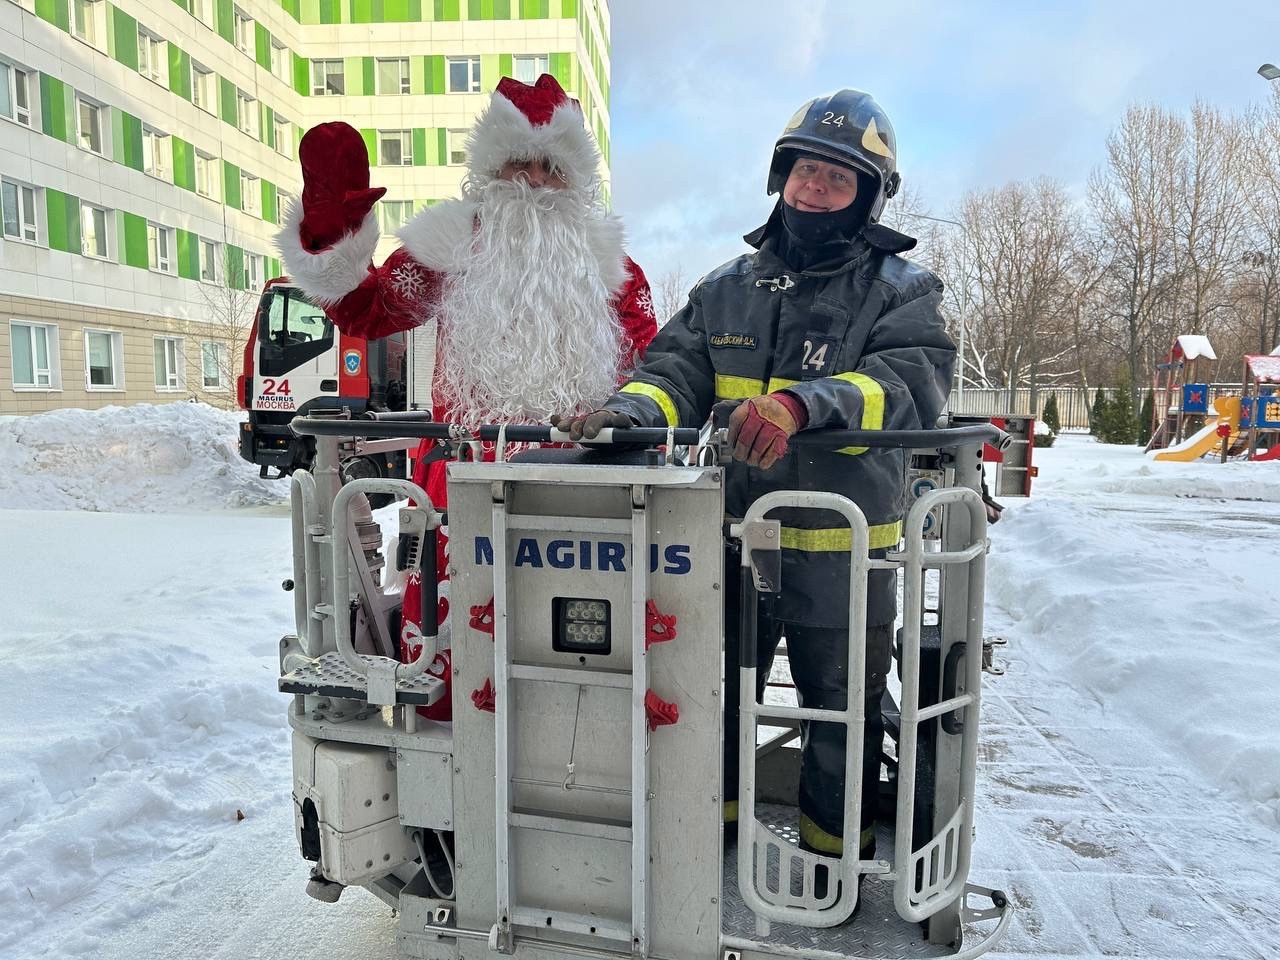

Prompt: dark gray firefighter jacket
[{"left": 604, "top": 220, "right": 957, "bottom": 629}]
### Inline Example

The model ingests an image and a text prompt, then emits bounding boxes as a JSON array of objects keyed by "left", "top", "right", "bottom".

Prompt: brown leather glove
[
  {"left": 728, "top": 394, "right": 804, "bottom": 469},
  {"left": 550, "top": 409, "right": 635, "bottom": 441}
]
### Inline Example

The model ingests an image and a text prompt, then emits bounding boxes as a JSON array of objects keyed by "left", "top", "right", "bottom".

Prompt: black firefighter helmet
[{"left": 768, "top": 89, "right": 902, "bottom": 226}]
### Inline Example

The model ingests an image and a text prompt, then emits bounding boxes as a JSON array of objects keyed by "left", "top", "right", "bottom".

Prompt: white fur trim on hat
[
  {"left": 466, "top": 95, "right": 600, "bottom": 189},
  {"left": 396, "top": 200, "right": 478, "bottom": 274},
  {"left": 275, "top": 200, "right": 379, "bottom": 307}
]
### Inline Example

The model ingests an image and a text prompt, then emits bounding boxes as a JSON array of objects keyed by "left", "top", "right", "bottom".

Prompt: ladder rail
[{"left": 629, "top": 485, "right": 651, "bottom": 958}]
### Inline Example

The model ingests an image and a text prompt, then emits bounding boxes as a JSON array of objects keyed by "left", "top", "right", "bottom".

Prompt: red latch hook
[{"left": 645, "top": 600, "right": 677, "bottom": 650}]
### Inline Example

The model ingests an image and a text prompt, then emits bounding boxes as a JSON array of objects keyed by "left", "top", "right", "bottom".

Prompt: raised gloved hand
[
  {"left": 728, "top": 394, "right": 806, "bottom": 469},
  {"left": 550, "top": 409, "right": 635, "bottom": 441},
  {"left": 298, "top": 121, "right": 387, "bottom": 252}
]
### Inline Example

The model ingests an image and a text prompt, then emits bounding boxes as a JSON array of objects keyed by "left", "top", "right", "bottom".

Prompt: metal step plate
[{"left": 279, "top": 651, "right": 444, "bottom": 706}]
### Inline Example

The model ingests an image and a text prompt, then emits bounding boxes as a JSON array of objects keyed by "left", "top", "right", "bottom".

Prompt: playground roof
[
  {"left": 1172, "top": 335, "right": 1217, "bottom": 361},
  {"left": 1245, "top": 355, "right": 1280, "bottom": 383}
]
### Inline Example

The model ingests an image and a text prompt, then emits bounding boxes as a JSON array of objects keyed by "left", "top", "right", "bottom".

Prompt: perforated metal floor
[
  {"left": 278, "top": 651, "right": 444, "bottom": 705},
  {"left": 721, "top": 804, "right": 955, "bottom": 958}
]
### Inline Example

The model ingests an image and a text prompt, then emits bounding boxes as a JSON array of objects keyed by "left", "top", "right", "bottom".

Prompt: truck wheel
[{"left": 340, "top": 456, "right": 399, "bottom": 510}]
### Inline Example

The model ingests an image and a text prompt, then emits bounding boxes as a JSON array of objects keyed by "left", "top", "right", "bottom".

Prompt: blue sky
[{"left": 607, "top": 0, "right": 1280, "bottom": 280}]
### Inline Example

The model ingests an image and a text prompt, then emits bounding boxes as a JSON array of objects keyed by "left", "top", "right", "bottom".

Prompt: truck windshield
[{"left": 258, "top": 286, "right": 334, "bottom": 376}]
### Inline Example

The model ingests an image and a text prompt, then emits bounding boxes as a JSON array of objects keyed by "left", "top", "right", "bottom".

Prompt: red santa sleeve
[{"left": 612, "top": 256, "right": 658, "bottom": 376}]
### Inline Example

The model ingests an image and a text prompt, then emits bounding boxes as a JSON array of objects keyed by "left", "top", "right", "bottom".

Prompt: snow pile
[
  {"left": 0, "top": 403, "right": 286, "bottom": 512},
  {"left": 987, "top": 434, "right": 1280, "bottom": 824}
]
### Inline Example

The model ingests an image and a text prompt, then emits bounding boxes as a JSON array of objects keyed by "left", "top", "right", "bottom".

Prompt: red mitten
[{"left": 298, "top": 121, "right": 387, "bottom": 252}]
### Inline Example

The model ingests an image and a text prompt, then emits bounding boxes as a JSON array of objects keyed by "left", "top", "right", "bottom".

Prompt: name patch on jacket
[{"left": 709, "top": 332, "right": 758, "bottom": 350}]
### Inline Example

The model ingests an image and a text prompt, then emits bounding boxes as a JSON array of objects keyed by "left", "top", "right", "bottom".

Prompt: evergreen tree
[
  {"left": 1105, "top": 387, "right": 1138, "bottom": 445},
  {"left": 1090, "top": 389, "right": 1110, "bottom": 437},
  {"left": 1137, "top": 389, "right": 1155, "bottom": 446},
  {"left": 1042, "top": 394, "right": 1061, "bottom": 435}
]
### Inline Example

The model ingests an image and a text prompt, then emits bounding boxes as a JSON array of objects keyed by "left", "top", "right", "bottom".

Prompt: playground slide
[{"left": 1152, "top": 422, "right": 1237, "bottom": 461}]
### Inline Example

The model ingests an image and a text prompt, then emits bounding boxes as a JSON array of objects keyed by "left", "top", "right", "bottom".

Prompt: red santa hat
[{"left": 466, "top": 74, "right": 601, "bottom": 189}]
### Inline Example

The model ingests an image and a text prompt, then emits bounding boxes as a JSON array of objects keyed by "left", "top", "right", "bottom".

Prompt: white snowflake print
[
  {"left": 635, "top": 288, "right": 654, "bottom": 318},
  {"left": 390, "top": 262, "right": 428, "bottom": 302}
]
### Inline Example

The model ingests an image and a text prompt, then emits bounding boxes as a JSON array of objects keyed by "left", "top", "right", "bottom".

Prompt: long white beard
[{"left": 435, "top": 178, "right": 623, "bottom": 431}]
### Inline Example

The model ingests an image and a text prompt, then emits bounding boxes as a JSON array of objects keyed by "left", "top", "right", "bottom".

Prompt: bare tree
[
  {"left": 178, "top": 274, "right": 258, "bottom": 409},
  {"left": 652, "top": 266, "right": 690, "bottom": 325}
]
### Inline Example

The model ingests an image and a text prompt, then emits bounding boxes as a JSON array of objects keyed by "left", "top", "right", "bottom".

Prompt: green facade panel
[
  {"left": 256, "top": 24, "right": 272, "bottom": 69},
  {"left": 172, "top": 137, "right": 196, "bottom": 190},
  {"left": 219, "top": 77, "right": 237, "bottom": 125},
  {"left": 176, "top": 229, "right": 199, "bottom": 280},
  {"left": 359, "top": 128, "right": 376, "bottom": 164},
  {"left": 121, "top": 212, "right": 149, "bottom": 269},
  {"left": 480, "top": 54, "right": 500, "bottom": 90},
  {"left": 223, "top": 160, "right": 241, "bottom": 209},
  {"left": 424, "top": 55, "right": 445, "bottom": 94},
  {"left": 263, "top": 104, "right": 275, "bottom": 148},
  {"left": 262, "top": 180, "right": 278, "bottom": 224},
  {"left": 293, "top": 52, "right": 309, "bottom": 96},
  {"left": 349, "top": 0, "right": 373, "bottom": 22},
  {"left": 318, "top": 0, "right": 342, "bottom": 23},
  {"left": 434, "top": 0, "right": 460, "bottom": 21},
  {"left": 560, "top": 0, "right": 576, "bottom": 15},
  {"left": 343, "top": 57, "right": 365, "bottom": 96},
  {"left": 109, "top": 7, "right": 139, "bottom": 69},
  {"left": 168, "top": 45, "right": 192, "bottom": 100},
  {"left": 215, "top": 0, "right": 234, "bottom": 42},
  {"left": 412, "top": 127, "right": 427, "bottom": 167},
  {"left": 498, "top": 53, "right": 512, "bottom": 78},
  {"left": 549, "top": 51, "right": 573, "bottom": 89},
  {"left": 280, "top": 0, "right": 300, "bottom": 19},
  {"left": 113, "top": 111, "right": 143, "bottom": 171},
  {"left": 39, "top": 76, "right": 70, "bottom": 142},
  {"left": 35, "top": 0, "right": 70, "bottom": 32},
  {"left": 520, "top": 0, "right": 548, "bottom": 17},
  {"left": 172, "top": 0, "right": 189, "bottom": 10},
  {"left": 269, "top": 257, "right": 281, "bottom": 280},
  {"left": 410, "top": 56, "right": 426, "bottom": 95},
  {"left": 434, "top": 127, "right": 446, "bottom": 166},
  {"left": 362, "top": 57, "right": 375, "bottom": 96},
  {"left": 225, "top": 244, "right": 244, "bottom": 288},
  {"left": 45, "top": 190, "right": 80, "bottom": 254}
]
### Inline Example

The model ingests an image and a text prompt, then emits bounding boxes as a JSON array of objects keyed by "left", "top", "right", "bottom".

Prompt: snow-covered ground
[{"left": 1, "top": 406, "right": 1277, "bottom": 959}]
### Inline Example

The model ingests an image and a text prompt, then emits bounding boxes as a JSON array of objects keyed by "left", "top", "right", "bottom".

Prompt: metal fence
[{"left": 948, "top": 383, "right": 1246, "bottom": 430}]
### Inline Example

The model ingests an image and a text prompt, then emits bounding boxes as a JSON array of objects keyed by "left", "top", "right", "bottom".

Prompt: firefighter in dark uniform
[{"left": 556, "top": 90, "right": 956, "bottom": 875}]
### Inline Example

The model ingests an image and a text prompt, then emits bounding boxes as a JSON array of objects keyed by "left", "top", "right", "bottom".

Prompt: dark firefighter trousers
[{"left": 724, "top": 573, "right": 893, "bottom": 860}]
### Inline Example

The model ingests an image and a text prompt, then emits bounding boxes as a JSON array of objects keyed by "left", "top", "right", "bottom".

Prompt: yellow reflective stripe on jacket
[
  {"left": 619, "top": 381, "right": 679, "bottom": 428},
  {"left": 714, "top": 374, "right": 764, "bottom": 401},
  {"left": 767, "top": 377, "right": 800, "bottom": 393},
  {"left": 780, "top": 520, "right": 903, "bottom": 552},
  {"left": 833, "top": 372, "right": 886, "bottom": 431}
]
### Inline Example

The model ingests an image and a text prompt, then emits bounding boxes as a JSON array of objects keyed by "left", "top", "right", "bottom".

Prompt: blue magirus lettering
[{"left": 474, "top": 537, "right": 692, "bottom": 575}]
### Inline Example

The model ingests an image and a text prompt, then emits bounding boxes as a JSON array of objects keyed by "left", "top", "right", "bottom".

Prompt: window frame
[
  {"left": 76, "top": 95, "right": 105, "bottom": 156},
  {"left": 191, "top": 61, "right": 215, "bottom": 115},
  {"left": 9, "top": 320, "right": 61, "bottom": 391},
  {"left": 375, "top": 57, "right": 411, "bottom": 96},
  {"left": 83, "top": 328, "right": 124, "bottom": 391},
  {"left": 240, "top": 171, "right": 261, "bottom": 216},
  {"left": 377, "top": 129, "right": 413, "bottom": 167},
  {"left": 1, "top": 61, "right": 33, "bottom": 128},
  {"left": 146, "top": 221, "right": 173, "bottom": 274},
  {"left": 447, "top": 128, "right": 468, "bottom": 166},
  {"left": 233, "top": 8, "right": 254, "bottom": 56},
  {"left": 236, "top": 90, "right": 259, "bottom": 139},
  {"left": 311, "top": 59, "right": 344, "bottom": 97},
  {"left": 142, "top": 126, "right": 170, "bottom": 182},
  {"left": 136, "top": 28, "right": 167, "bottom": 86},
  {"left": 79, "top": 202, "right": 109, "bottom": 260},
  {"left": 153, "top": 335, "right": 185, "bottom": 392},
  {"left": 446, "top": 56, "right": 481, "bottom": 94},
  {"left": 199, "top": 237, "right": 218, "bottom": 283},
  {"left": 201, "top": 340, "right": 227, "bottom": 390},
  {"left": 378, "top": 199, "right": 412, "bottom": 232},
  {"left": 70, "top": 0, "right": 104, "bottom": 48},
  {"left": 512, "top": 54, "right": 549, "bottom": 84},
  {"left": 194, "top": 150, "right": 218, "bottom": 201},
  {"left": 270, "top": 40, "right": 290, "bottom": 84},
  {"left": 191, "top": 0, "right": 214, "bottom": 29},
  {"left": 243, "top": 250, "right": 264, "bottom": 291},
  {"left": 2, "top": 177, "right": 39, "bottom": 244},
  {"left": 273, "top": 114, "right": 292, "bottom": 158}
]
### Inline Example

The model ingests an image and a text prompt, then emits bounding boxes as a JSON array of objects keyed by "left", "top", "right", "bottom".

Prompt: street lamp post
[{"left": 1260, "top": 63, "right": 1280, "bottom": 81}]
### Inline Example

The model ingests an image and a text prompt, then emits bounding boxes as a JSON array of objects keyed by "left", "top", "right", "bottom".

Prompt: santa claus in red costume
[{"left": 277, "top": 74, "right": 656, "bottom": 721}]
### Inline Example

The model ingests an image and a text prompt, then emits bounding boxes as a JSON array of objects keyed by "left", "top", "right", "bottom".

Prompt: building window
[
  {"left": 201, "top": 340, "right": 226, "bottom": 389},
  {"left": 447, "top": 57, "right": 481, "bottom": 94},
  {"left": 277, "top": 190, "right": 293, "bottom": 219},
  {"left": 379, "top": 199, "right": 412, "bottom": 232},
  {"left": 147, "top": 222, "right": 172, "bottom": 273},
  {"left": 274, "top": 114, "right": 292, "bottom": 158},
  {"left": 70, "top": 0, "right": 103, "bottom": 47},
  {"left": 311, "top": 59, "right": 344, "bottom": 96},
  {"left": 376, "top": 57, "right": 410, "bottom": 95},
  {"left": 76, "top": 97, "right": 104, "bottom": 155},
  {"left": 192, "top": 62, "right": 215, "bottom": 115},
  {"left": 199, "top": 238, "right": 218, "bottom": 282},
  {"left": 243, "top": 251, "right": 264, "bottom": 290},
  {"left": 142, "top": 127, "right": 170, "bottom": 181},
  {"left": 378, "top": 130, "right": 412, "bottom": 166},
  {"left": 2, "top": 178, "right": 38, "bottom": 243},
  {"left": 192, "top": 0, "right": 213, "bottom": 28},
  {"left": 233, "top": 8, "right": 254, "bottom": 56},
  {"left": 240, "top": 171, "right": 260, "bottom": 215},
  {"left": 236, "top": 91, "right": 259, "bottom": 138},
  {"left": 270, "top": 40, "right": 289, "bottom": 83},
  {"left": 84, "top": 329, "right": 123, "bottom": 389},
  {"left": 153, "top": 336, "right": 184, "bottom": 391},
  {"left": 447, "top": 128, "right": 468, "bottom": 166},
  {"left": 512, "top": 54, "right": 548, "bottom": 84},
  {"left": 1, "top": 62, "right": 33, "bottom": 127},
  {"left": 10, "top": 320, "right": 60, "bottom": 390},
  {"left": 194, "top": 151, "right": 218, "bottom": 200},
  {"left": 137, "top": 29, "right": 167, "bottom": 86},
  {"left": 80, "top": 203, "right": 108, "bottom": 259}
]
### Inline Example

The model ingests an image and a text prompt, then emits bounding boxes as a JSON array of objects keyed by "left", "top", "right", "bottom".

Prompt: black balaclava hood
[{"left": 772, "top": 151, "right": 874, "bottom": 270}]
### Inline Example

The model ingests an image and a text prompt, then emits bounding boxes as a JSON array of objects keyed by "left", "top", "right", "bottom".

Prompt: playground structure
[{"left": 1147, "top": 335, "right": 1280, "bottom": 462}]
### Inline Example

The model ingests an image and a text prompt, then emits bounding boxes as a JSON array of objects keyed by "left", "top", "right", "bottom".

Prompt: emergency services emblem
[{"left": 344, "top": 350, "right": 362, "bottom": 375}]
